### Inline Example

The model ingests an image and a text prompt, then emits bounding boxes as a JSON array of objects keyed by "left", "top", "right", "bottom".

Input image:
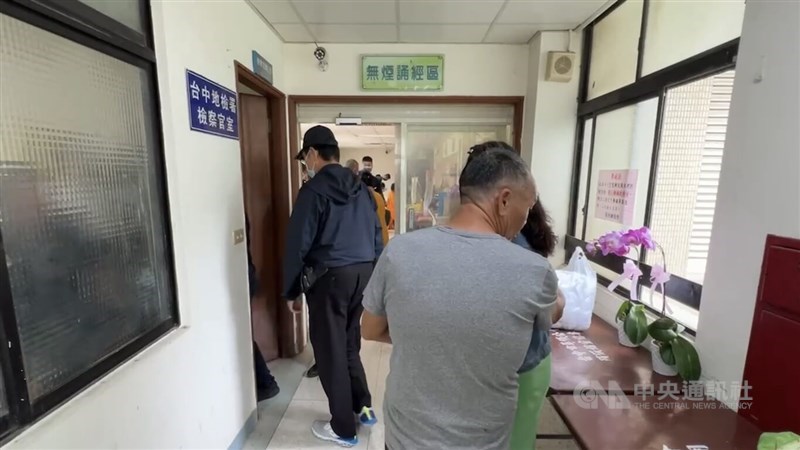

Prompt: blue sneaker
[
  {"left": 358, "top": 406, "right": 378, "bottom": 426},
  {"left": 311, "top": 421, "right": 358, "bottom": 447}
]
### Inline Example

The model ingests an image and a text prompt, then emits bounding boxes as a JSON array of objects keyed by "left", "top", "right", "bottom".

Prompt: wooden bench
[
  {"left": 549, "top": 316, "right": 678, "bottom": 394},
  {"left": 550, "top": 394, "right": 763, "bottom": 450},
  {"left": 545, "top": 316, "right": 764, "bottom": 449}
]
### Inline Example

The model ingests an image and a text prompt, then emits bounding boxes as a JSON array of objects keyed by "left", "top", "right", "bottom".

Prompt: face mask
[{"left": 305, "top": 152, "right": 317, "bottom": 178}]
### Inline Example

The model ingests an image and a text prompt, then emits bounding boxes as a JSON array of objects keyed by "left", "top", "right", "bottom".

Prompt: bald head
[{"left": 344, "top": 159, "right": 359, "bottom": 175}]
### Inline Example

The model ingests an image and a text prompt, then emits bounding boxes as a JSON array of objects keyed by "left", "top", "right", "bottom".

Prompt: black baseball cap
[{"left": 296, "top": 125, "right": 338, "bottom": 160}]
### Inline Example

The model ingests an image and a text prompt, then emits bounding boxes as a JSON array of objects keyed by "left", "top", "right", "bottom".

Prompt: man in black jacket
[{"left": 283, "top": 125, "right": 383, "bottom": 447}]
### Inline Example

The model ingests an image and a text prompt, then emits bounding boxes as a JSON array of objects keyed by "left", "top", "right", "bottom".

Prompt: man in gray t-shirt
[{"left": 362, "top": 148, "right": 558, "bottom": 450}]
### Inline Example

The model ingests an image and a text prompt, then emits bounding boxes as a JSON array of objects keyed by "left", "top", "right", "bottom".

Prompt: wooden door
[
  {"left": 741, "top": 234, "right": 800, "bottom": 432},
  {"left": 240, "top": 93, "right": 280, "bottom": 361}
]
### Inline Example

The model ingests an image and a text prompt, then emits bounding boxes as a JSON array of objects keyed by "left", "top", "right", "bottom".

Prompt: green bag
[{"left": 757, "top": 432, "right": 800, "bottom": 450}]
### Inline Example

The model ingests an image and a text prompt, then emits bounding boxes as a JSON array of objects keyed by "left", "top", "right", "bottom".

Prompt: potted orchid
[{"left": 586, "top": 227, "right": 702, "bottom": 381}]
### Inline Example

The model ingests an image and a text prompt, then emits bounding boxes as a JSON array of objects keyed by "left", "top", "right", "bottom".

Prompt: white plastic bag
[{"left": 552, "top": 248, "right": 597, "bottom": 331}]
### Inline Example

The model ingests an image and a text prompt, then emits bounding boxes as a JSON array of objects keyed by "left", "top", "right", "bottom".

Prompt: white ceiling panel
[
  {"left": 293, "top": 0, "right": 396, "bottom": 24},
  {"left": 309, "top": 24, "right": 398, "bottom": 43},
  {"left": 497, "top": 0, "right": 608, "bottom": 24},
  {"left": 248, "top": 0, "right": 610, "bottom": 43},
  {"left": 273, "top": 23, "right": 314, "bottom": 42},
  {"left": 250, "top": 0, "right": 301, "bottom": 24},
  {"left": 398, "top": 0, "right": 504, "bottom": 24},
  {"left": 484, "top": 24, "right": 541, "bottom": 44},
  {"left": 400, "top": 24, "right": 490, "bottom": 43}
]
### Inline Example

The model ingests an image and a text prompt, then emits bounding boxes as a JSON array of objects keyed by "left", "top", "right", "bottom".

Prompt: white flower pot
[
  {"left": 650, "top": 344, "right": 679, "bottom": 376},
  {"left": 617, "top": 322, "right": 638, "bottom": 348}
]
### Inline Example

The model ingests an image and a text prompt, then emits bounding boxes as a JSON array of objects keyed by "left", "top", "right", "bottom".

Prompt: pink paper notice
[{"left": 595, "top": 169, "right": 638, "bottom": 225}]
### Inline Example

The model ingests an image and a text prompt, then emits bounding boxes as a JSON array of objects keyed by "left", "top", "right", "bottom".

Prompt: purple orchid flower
[
  {"left": 622, "top": 226, "right": 656, "bottom": 250},
  {"left": 597, "top": 231, "right": 630, "bottom": 257}
]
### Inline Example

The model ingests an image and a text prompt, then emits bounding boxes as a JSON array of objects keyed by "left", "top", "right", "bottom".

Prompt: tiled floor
[
  {"left": 244, "top": 341, "right": 579, "bottom": 449},
  {"left": 243, "top": 348, "right": 314, "bottom": 450},
  {"left": 244, "top": 340, "right": 390, "bottom": 450}
]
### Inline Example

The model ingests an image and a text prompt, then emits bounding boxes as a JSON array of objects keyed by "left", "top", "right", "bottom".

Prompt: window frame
[
  {"left": 566, "top": 0, "right": 739, "bottom": 316},
  {"left": 0, "top": 0, "right": 177, "bottom": 441}
]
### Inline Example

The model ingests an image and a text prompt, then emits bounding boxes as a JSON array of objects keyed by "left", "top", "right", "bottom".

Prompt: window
[
  {"left": 403, "top": 124, "right": 511, "bottom": 232},
  {"left": 0, "top": 0, "right": 175, "bottom": 439},
  {"left": 78, "top": 0, "right": 144, "bottom": 34},
  {"left": 568, "top": 0, "right": 744, "bottom": 328},
  {"left": 645, "top": 71, "right": 735, "bottom": 284},
  {"left": 581, "top": 99, "right": 659, "bottom": 242},
  {"left": 587, "top": 0, "right": 643, "bottom": 99},
  {"left": 642, "top": 2, "right": 745, "bottom": 76}
]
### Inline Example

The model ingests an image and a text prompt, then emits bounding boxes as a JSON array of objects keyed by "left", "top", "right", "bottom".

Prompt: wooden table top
[
  {"left": 550, "top": 316, "right": 679, "bottom": 394},
  {"left": 550, "top": 394, "right": 763, "bottom": 450}
]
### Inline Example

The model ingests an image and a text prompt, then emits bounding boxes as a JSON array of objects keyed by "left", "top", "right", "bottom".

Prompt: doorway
[
  {"left": 300, "top": 122, "right": 399, "bottom": 236},
  {"left": 294, "top": 99, "right": 521, "bottom": 237},
  {"left": 235, "top": 62, "right": 304, "bottom": 359},
  {"left": 288, "top": 96, "right": 524, "bottom": 207}
]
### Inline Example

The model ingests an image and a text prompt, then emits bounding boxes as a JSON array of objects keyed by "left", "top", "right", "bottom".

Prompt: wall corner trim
[{"left": 228, "top": 409, "right": 258, "bottom": 450}]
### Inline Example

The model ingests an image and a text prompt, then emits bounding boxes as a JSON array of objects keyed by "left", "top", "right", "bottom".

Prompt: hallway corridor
[
  {"left": 245, "top": 341, "right": 390, "bottom": 450},
  {"left": 243, "top": 340, "right": 581, "bottom": 450}
]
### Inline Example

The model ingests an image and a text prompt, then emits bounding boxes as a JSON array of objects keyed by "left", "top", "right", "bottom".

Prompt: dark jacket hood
[{"left": 306, "top": 164, "right": 364, "bottom": 204}]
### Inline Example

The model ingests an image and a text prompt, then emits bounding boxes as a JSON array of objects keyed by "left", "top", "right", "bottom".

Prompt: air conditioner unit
[{"left": 545, "top": 51, "right": 576, "bottom": 83}]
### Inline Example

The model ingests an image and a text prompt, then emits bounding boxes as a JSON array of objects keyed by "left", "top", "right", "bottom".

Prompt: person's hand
[
  {"left": 551, "top": 289, "right": 566, "bottom": 324},
  {"left": 289, "top": 299, "right": 303, "bottom": 313}
]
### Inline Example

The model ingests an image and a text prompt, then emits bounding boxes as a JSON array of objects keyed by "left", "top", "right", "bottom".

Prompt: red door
[{"left": 741, "top": 235, "right": 800, "bottom": 432}]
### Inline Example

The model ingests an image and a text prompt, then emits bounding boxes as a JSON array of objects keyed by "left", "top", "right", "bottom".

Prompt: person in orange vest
[
  {"left": 358, "top": 167, "right": 390, "bottom": 246},
  {"left": 371, "top": 186, "right": 389, "bottom": 246},
  {"left": 386, "top": 183, "right": 396, "bottom": 230}
]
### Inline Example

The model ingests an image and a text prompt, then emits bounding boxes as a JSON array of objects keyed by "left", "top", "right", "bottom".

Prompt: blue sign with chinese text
[
  {"left": 186, "top": 70, "right": 239, "bottom": 140},
  {"left": 252, "top": 51, "right": 273, "bottom": 84}
]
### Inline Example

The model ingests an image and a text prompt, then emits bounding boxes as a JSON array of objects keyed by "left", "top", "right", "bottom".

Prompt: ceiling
[
  {"left": 301, "top": 123, "right": 397, "bottom": 149},
  {"left": 249, "top": 0, "right": 610, "bottom": 44}
]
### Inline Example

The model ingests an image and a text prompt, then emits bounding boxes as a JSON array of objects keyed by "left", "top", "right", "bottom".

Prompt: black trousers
[
  {"left": 253, "top": 340, "right": 277, "bottom": 391},
  {"left": 307, "top": 262, "right": 373, "bottom": 439}
]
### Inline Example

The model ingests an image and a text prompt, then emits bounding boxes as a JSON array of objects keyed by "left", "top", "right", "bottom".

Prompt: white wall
[
  {"left": 520, "top": 34, "right": 543, "bottom": 164},
  {"left": 520, "top": 31, "right": 581, "bottom": 265},
  {"left": 694, "top": 0, "right": 800, "bottom": 406},
  {"left": 283, "top": 43, "right": 528, "bottom": 96},
  {"left": 5, "top": 1, "right": 285, "bottom": 448}
]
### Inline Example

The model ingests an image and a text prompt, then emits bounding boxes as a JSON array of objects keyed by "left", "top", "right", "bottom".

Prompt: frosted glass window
[
  {"left": 583, "top": 98, "right": 658, "bottom": 282},
  {"left": 402, "top": 124, "right": 510, "bottom": 234},
  {"left": 588, "top": 0, "right": 644, "bottom": 99},
  {"left": 584, "top": 98, "right": 658, "bottom": 242},
  {"left": 642, "top": 0, "right": 745, "bottom": 75},
  {"left": 0, "top": 14, "right": 173, "bottom": 401},
  {"left": 78, "top": 0, "right": 143, "bottom": 33}
]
